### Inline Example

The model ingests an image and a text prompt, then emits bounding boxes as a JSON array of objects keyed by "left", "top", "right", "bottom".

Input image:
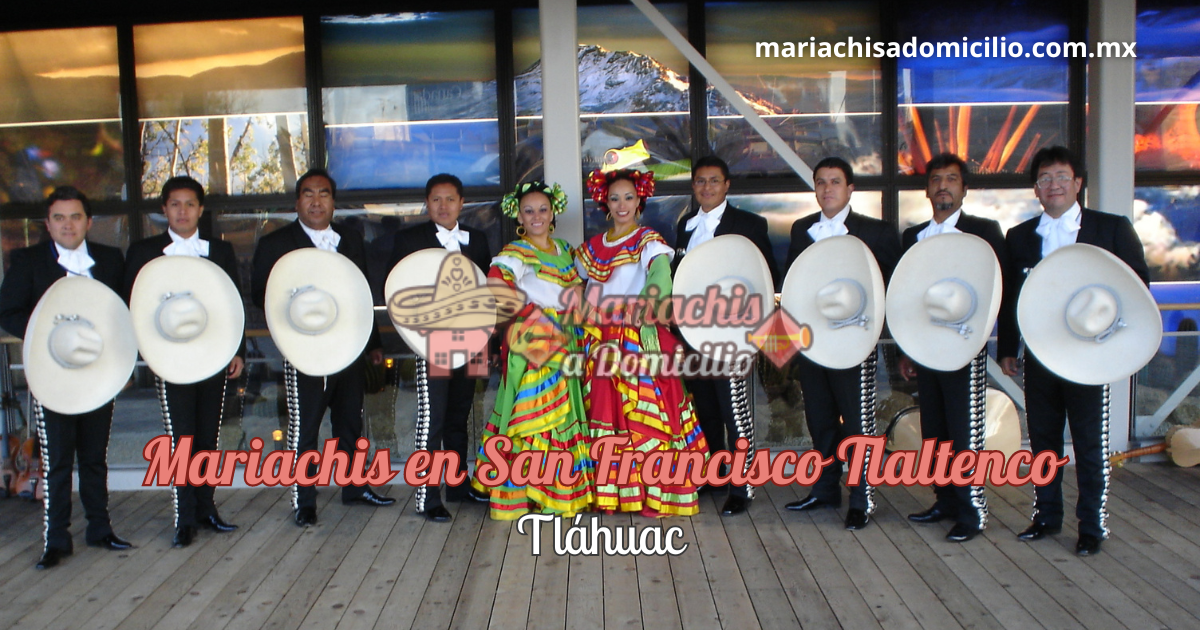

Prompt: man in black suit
[
  {"left": 783, "top": 157, "right": 900, "bottom": 530},
  {"left": 0, "top": 186, "right": 132, "bottom": 569},
  {"left": 123, "top": 176, "right": 244, "bottom": 547},
  {"left": 672, "top": 155, "right": 779, "bottom": 516},
  {"left": 898, "top": 153, "right": 1008, "bottom": 543},
  {"left": 387, "top": 174, "right": 492, "bottom": 522},
  {"left": 998, "top": 146, "right": 1149, "bottom": 556},
  {"left": 251, "top": 168, "right": 394, "bottom": 526}
]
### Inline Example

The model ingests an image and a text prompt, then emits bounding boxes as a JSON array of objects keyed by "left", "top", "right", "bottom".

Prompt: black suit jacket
[
  {"left": 673, "top": 204, "right": 781, "bottom": 290},
  {"left": 388, "top": 221, "right": 492, "bottom": 275},
  {"left": 0, "top": 240, "right": 125, "bottom": 339},
  {"left": 124, "top": 232, "right": 247, "bottom": 358},
  {"left": 250, "top": 220, "right": 381, "bottom": 352},
  {"left": 787, "top": 209, "right": 901, "bottom": 284},
  {"left": 997, "top": 207, "right": 1148, "bottom": 360}
]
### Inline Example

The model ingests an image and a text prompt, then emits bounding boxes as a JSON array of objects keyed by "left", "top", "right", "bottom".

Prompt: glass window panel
[
  {"left": 514, "top": 8, "right": 544, "bottom": 183},
  {"left": 575, "top": 4, "right": 692, "bottom": 181},
  {"left": 728, "top": 192, "right": 884, "bottom": 274},
  {"left": 134, "top": 18, "right": 309, "bottom": 197},
  {"left": 322, "top": 12, "right": 499, "bottom": 190},
  {"left": 0, "top": 28, "right": 124, "bottom": 201},
  {"left": 898, "top": 187, "right": 1040, "bottom": 233},
  {"left": 706, "top": 2, "right": 883, "bottom": 178},
  {"left": 1135, "top": 3, "right": 1200, "bottom": 171},
  {"left": 1135, "top": 185, "right": 1200, "bottom": 282},
  {"left": 896, "top": 1, "right": 1069, "bottom": 175}
]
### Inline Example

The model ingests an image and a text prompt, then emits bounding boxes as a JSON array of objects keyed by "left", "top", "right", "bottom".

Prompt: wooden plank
[
  {"left": 333, "top": 488, "right": 427, "bottom": 630},
  {"left": 480, "top": 518, "right": 534, "bottom": 630},
  {"left": 886, "top": 483, "right": 1048, "bottom": 630},
  {"left": 634, "top": 514, "right": 682, "bottom": 630},
  {"left": 600, "top": 512, "right": 642, "bottom": 629},
  {"left": 195, "top": 489, "right": 341, "bottom": 630},
  {"left": 373, "top": 503, "right": 456, "bottom": 629},
  {"left": 767, "top": 485, "right": 879, "bottom": 630},
  {"left": 527, "top": 513, "right": 570, "bottom": 630},
  {"left": 689, "top": 493, "right": 760, "bottom": 629},
  {"left": 54, "top": 488, "right": 265, "bottom": 630},
  {"left": 563, "top": 517, "right": 603, "bottom": 630},
  {"left": 297, "top": 487, "right": 407, "bottom": 629},
  {"left": 386, "top": 501, "right": 481, "bottom": 630},
  {"left": 718, "top": 490, "right": 798, "bottom": 630},
  {"left": 664, "top": 516, "right": 720, "bottom": 630}
]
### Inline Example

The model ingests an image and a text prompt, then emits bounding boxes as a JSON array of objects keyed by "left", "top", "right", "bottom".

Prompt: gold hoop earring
[
  {"left": 605, "top": 211, "right": 612, "bottom": 221},
  {"left": 549, "top": 224, "right": 556, "bottom": 234},
  {"left": 516, "top": 226, "right": 527, "bottom": 237}
]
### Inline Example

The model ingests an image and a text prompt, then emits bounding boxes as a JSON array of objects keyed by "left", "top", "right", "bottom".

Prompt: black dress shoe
[
  {"left": 1017, "top": 522, "right": 1061, "bottom": 541},
  {"left": 172, "top": 526, "right": 197, "bottom": 548},
  {"left": 423, "top": 505, "right": 452, "bottom": 522},
  {"left": 945, "top": 523, "right": 980, "bottom": 542},
  {"left": 468, "top": 487, "right": 491, "bottom": 503},
  {"left": 721, "top": 495, "right": 750, "bottom": 515},
  {"left": 199, "top": 514, "right": 238, "bottom": 533},
  {"left": 294, "top": 507, "right": 318, "bottom": 527},
  {"left": 845, "top": 509, "right": 870, "bottom": 530},
  {"left": 87, "top": 533, "right": 133, "bottom": 550},
  {"left": 784, "top": 495, "right": 839, "bottom": 511},
  {"left": 35, "top": 548, "right": 71, "bottom": 570},
  {"left": 908, "top": 505, "right": 955, "bottom": 524},
  {"left": 1076, "top": 534, "right": 1102, "bottom": 556},
  {"left": 343, "top": 488, "right": 396, "bottom": 507}
]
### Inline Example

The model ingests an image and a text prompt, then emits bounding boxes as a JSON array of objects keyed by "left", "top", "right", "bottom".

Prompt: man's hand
[
  {"left": 898, "top": 355, "right": 917, "bottom": 381},
  {"left": 227, "top": 356, "right": 245, "bottom": 380},
  {"left": 1000, "top": 357, "right": 1020, "bottom": 377},
  {"left": 368, "top": 349, "right": 384, "bottom": 366}
]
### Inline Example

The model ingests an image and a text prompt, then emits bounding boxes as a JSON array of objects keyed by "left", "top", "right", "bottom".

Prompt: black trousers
[
  {"left": 685, "top": 370, "right": 751, "bottom": 499},
  {"left": 914, "top": 353, "right": 987, "bottom": 530},
  {"left": 36, "top": 400, "right": 115, "bottom": 552},
  {"left": 417, "top": 361, "right": 475, "bottom": 511},
  {"left": 1024, "top": 353, "right": 1108, "bottom": 538},
  {"left": 158, "top": 372, "right": 227, "bottom": 528},
  {"left": 796, "top": 354, "right": 872, "bottom": 511},
  {"left": 286, "top": 358, "right": 369, "bottom": 510}
]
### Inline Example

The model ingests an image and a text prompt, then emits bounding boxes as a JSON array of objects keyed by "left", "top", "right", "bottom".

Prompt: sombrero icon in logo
[{"left": 386, "top": 251, "right": 526, "bottom": 376}]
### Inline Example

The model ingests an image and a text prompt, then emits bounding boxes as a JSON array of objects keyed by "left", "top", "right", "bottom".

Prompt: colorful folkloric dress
[
  {"left": 471, "top": 238, "right": 595, "bottom": 520},
  {"left": 575, "top": 226, "right": 708, "bottom": 516}
]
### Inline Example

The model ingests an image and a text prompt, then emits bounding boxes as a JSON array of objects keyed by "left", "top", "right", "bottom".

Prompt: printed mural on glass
[{"left": 1135, "top": 3, "right": 1200, "bottom": 172}]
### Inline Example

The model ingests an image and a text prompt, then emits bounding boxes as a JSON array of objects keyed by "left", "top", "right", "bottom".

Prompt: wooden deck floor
[{"left": 1, "top": 464, "right": 1199, "bottom": 629}]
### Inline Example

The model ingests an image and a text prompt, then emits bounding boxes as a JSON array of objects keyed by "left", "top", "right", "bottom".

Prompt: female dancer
[
  {"left": 471, "top": 182, "right": 595, "bottom": 520},
  {"left": 575, "top": 169, "right": 708, "bottom": 517}
]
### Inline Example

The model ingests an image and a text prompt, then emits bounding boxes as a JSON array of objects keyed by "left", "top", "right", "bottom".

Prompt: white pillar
[
  {"left": 538, "top": 0, "right": 584, "bottom": 245},
  {"left": 1086, "top": 0, "right": 1137, "bottom": 450}
]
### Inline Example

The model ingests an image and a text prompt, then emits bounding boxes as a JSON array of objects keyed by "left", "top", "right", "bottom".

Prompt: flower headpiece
[
  {"left": 586, "top": 168, "right": 656, "bottom": 209},
  {"left": 500, "top": 181, "right": 569, "bottom": 219}
]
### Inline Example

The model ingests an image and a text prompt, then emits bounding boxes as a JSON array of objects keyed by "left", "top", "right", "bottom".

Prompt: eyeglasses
[
  {"left": 1036, "top": 174, "right": 1076, "bottom": 189},
  {"left": 693, "top": 177, "right": 726, "bottom": 187}
]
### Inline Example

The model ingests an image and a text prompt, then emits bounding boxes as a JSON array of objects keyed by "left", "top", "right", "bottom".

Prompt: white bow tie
[
  {"left": 807, "top": 218, "right": 849, "bottom": 242},
  {"left": 312, "top": 229, "right": 340, "bottom": 252},
  {"left": 163, "top": 232, "right": 210, "bottom": 258},
  {"left": 917, "top": 220, "right": 961, "bottom": 242},
  {"left": 437, "top": 226, "right": 470, "bottom": 250},
  {"left": 56, "top": 245, "right": 95, "bottom": 277},
  {"left": 1036, "top": 210, "right": 1081, "bottom": 257},
  {"left": 685, "top": 211, "right": 719, "bottom": 233}
]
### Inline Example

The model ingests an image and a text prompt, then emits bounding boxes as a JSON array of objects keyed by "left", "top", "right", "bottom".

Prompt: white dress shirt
[
  {"left": 916, "top": 208, "right": 963, "bottom": 242},
  {"left": 435, "top": 222, "right": 470, "bottom": 252},
  {"left": 807, "top": 205, "right": 851, "bottom": 242},
  {"left": 684, "top": 201, "right": 727, "bottom": 253},
  {"left": 54, "top": 242, "right": 94, "bottom": 278},
  {"left": 301, "top": 223, "right": 341, "bottom": 252},
  {"left": 163, "top": 228, "right": 210, "bottom": 258},
  {"left": 1036, "top": 202, "right": 1082, "bottom": 258}
]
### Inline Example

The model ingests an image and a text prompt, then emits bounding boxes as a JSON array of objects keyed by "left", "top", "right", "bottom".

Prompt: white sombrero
[
  {"left": 23, "top": 276, "right": 137, "bottom": 414},
  {"left": 673, "top": 234, "right": 776, "bottom": 365},
  {"left": 887, "top": 233, "right": 1002, "bottom": 371},
  {"left": 385, "top": 250, "right": 524, "bottom": 368},
  {"left": 886, "top": 387, "right": 1022, "bottom": 458},
  {"left": 1018, "top": 243, "right": 1161, "bottom": 385},
  {"left": 129, "top": 256, "right": 244, "bottom": 384},
  {"left": 264, "top": 248, "right": 374, "bottom": 376},
  {"left": 781, "top": 235, "right": 885, "bottom": 369}
]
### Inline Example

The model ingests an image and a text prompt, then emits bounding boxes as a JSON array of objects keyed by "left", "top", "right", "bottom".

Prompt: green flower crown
[{"left": 500, "top": 181, "right": 569, "bottom": 218}]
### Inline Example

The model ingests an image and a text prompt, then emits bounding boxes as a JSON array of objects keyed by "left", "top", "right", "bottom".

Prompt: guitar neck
[{"left": 1109, "top": 442, "right": 1167, "bottom": 466}]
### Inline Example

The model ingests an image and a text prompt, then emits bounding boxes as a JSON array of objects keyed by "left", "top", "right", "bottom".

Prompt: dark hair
[
  {"left": 925, "top": 153, "right": 970, "bottom": 186},
  {"left": 425, "top": 173, "right": 464, "bottom": 199},
  {"left": 1028, "top": 146, "right": 1083, "bottom": 183},
  {"left": 160, "top": 176, "right": 205, "bottom": 206},
  {"left": 693, "top": 155, "right": 731, "bottom": 181},
  {"left": 813, "top": 156, "right": 855, "bottom": 186},
  {"left": 296, "top": 168, "right": 337, "bottom": 199},
  {"left": 45, "top": 185, "right": 92, "bottom": 218}
]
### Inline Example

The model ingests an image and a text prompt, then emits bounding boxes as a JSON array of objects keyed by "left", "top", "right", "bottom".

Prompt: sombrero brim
[
  {"left": 781, "top": 235, "right": 885, "bottom": 369},
  {"left": 129, "top": 256, "right": 244, "bottom": 384},
  {"left": 24, "top": 277, "right": 137, "bottom": 414},
  {"left": 265, "top": 249, "right": 374, "bottom": 376},
  {"left": 886, "top": 233, "right": 1002, "bottom": 371},
  {"left": 384, "top": 249, "right": 497, "bottom": 366},
  {"left": 673, "top": 234, "right": 776, "bottom": 364},
  {"left": 1018, "top": 244, "right": 1161, "bottom": 385}
]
